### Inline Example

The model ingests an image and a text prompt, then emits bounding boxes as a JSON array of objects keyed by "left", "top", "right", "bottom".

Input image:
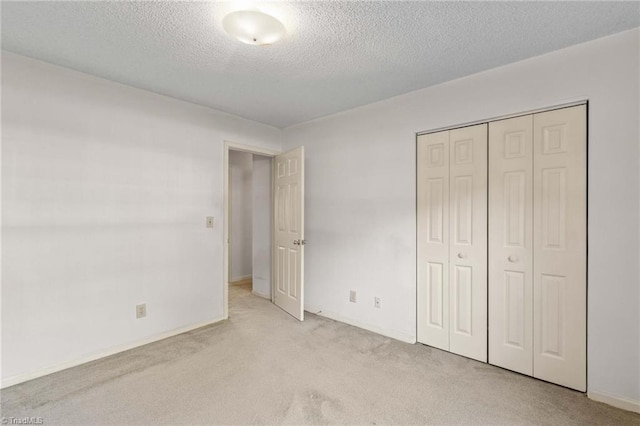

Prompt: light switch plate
[
  {"left": 206, "top": 216, "right": 214, "bottom": 228},
  {"left": 136, "top": 304, "right": 146, "bottom": 319}
]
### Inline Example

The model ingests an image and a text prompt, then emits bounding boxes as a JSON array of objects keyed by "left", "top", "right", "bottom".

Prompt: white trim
[
  {"left": 305, "top": 305, "right": 416, "bottom": 344},
  {"left": 223, "top": 141, "right": 278, "bottom": 320},
  {"left": 270, "top": 156, "right": 276, "bottom": 304},
  {"left": 229, "top": 274, "right": 252, "bottom": 283},
  {"left": 0, "top": 317, "right": 225, "bottom": 389},
  {"left": 588, "top": 391, "right": 640, "bottom": 413},
  {"left": 223, "top": 144, "right": 229, "bottom": 319},
  {"left": 224, "top": 140, "right": 279, "bottom": 157},
  {"left": 252, "top": 290, "right": 271, "bottom": 300}
]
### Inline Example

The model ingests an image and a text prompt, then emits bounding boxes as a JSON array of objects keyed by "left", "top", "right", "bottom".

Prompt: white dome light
[{"left": 222, "top": 10, "right": 286, "bottom": 46}]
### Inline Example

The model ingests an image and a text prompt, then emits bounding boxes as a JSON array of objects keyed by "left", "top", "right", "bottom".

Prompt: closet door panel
[
  {"left": 489, "top": 115, "right": 534, "bottom": 375},
  {"left": 449, "top": 124, "right": 488, "bottom": 362},
  {"left": 417, "top": 131, "right": 450, "bottom": 350},
  {"left": 533, "top": 105, "right": 586, "bottom": 391}
]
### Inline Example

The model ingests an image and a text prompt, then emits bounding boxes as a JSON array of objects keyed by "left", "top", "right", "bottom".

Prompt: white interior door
[
  {"left": 417, "top": 130, "right": 450, "bottom": 350},
  {"left": 448, "top": 124, "right": 487, "bottom": 362},
  {"left": 533, "top": 105, "right": 586, "bottom": 391},
  {"left": 489, "top": 115, "right": 534, "bottom": 375},
  {"left": 273, "top": 147, "right": 305, "bottom": 321}
]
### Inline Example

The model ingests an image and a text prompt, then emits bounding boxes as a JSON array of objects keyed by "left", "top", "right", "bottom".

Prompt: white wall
[
  {"left": 283, "top": 29, "right": 640, "bottom": 405},
  {"left": 251, "top": 154, "right": 272, "bottom": 299},
  {"left": 228, "top": 150, "right": 253, "bottom": 281},
  {"left": 1, "top": 52, "right": 282, "bottom": 385}
]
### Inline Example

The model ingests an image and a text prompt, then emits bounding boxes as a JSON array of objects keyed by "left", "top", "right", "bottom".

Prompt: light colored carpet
[{"left": 2, "top": 283, "right": 638, "bottom": 425}]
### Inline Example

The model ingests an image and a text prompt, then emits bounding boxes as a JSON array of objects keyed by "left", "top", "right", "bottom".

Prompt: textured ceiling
[{"left": 2, "top": 1, "right": 639, "bottom": 128}]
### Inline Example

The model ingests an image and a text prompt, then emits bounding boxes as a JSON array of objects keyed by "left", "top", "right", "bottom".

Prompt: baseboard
[
  {"left": 230, "top": 275, "right": 252, "bottom": 283},
  {"left": 305, "top": 305, "right": 416, "bottom": 344},
  {"left": 0, "top": 316, "right": 225, "bottom": 389},
  {"left": 251, "top": 290, "right": 271, "bottom": 300},
  {"left": 588, "top": 390, "right": 640, "bottom": 413}
]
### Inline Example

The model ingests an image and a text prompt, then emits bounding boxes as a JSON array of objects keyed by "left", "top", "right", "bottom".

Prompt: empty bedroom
[{"left": 1, "top": 1, "right": 639, "bottom": 424}]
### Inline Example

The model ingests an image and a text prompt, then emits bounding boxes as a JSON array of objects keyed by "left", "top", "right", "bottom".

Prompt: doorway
[
  {"left": 223, "top": 142, "right": 278, "bottom": 319},
  {"left": 223, "top": 142, "right": 306, "bottom": 321}
]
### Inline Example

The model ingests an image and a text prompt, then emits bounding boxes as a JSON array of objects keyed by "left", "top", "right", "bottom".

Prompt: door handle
[
  {"left": 457, "top": 253, "right": 466, "bottom": 259},
  {"left": 293, "top": 240, "right": 300, "bottom": 245},
  {"left": 508, "top": 255, "right": 519, "bottom": 263}
]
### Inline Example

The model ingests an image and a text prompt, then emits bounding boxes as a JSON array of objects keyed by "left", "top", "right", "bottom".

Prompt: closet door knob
[
  {"left": 457, "top": 253, "right": 466, "bottom": 259},
  {"left": 508, "top": 255, "right": 519, "bottom": 263}
]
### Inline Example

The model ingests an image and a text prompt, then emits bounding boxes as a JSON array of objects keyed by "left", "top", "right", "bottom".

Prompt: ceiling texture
[{"left": 2, "top": 1, "right": 639, "bottom": 128}]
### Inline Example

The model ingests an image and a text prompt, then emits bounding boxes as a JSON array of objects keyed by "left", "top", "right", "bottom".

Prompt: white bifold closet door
[
  {"left": 532, "top": 106, "right": 587, "bottom": 391},
  {"left": 488, "top": 114, "right": 534, "bottom": 375},
  {"left": 489, "top": 105, "right": 586, "bottom": 391},
  {"left": 417, "top": 124, "right": 487, "bottom": 362}
]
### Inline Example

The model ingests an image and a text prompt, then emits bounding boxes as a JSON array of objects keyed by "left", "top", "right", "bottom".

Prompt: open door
[{"left": 273, "top": 147, "right": 305, "bottom": 320}]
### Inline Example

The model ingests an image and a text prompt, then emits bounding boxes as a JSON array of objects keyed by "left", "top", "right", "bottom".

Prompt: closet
[{"left": 417, "top": 105, "right": 586, "bottom": 392}]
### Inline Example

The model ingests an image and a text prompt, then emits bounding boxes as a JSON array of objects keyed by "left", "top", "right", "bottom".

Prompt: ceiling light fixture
[{"left": 222, "top": 10, "right": 286, "bottom": 46}]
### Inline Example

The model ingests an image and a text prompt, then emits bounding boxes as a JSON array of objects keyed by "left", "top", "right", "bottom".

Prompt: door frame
[
  {"left": 416, "top": 99, "right": 588, "bottom": 136},
  {"left": 223, "top": 141, "right": 280, "bottom": 319}
]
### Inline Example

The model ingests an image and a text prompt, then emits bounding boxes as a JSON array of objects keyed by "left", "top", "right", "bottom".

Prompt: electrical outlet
[
  {"left": 206, "top": 216, "right": 214, "bottom": 228},
  {"left": 374, "top": 297, "right": 381, "bottom": 309},
  {"left": 349, "top": 290, "right": 357, "bottom": 303},
  {"left": 136, "top": 303, "right": 147, "bottom": 319}
]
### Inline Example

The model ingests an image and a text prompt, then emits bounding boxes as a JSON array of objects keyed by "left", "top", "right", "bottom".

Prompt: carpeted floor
[{"left": 2, "top": 283, "right": 639, "bottom": 425}]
